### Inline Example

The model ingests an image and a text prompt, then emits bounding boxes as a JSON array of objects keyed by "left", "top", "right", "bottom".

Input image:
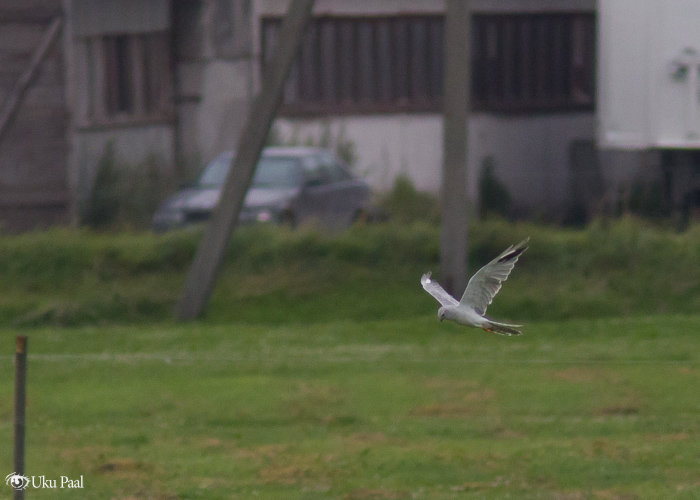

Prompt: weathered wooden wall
[{"left": 0, "top": 0, "right": 69, "bottom": 232}]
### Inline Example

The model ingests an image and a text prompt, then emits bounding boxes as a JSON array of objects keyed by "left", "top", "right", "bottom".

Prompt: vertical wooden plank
[
  {"left": 176, "top": 0, "right": 316, "bottom": 320},
  {"left": 427, "top": 17, "right": 444, "bottom": 103},
  {"left": 409, "top": 18, "right": 428, "bottom": 102},
  {"left": 337, "top": 19, "right": 355, "bottom": 104},
  {"left": 299, "top": 20, "right": 318, "bottom": 102},
  {"left": 519, "top": 17, "right": 533, "bottom": 105},
  {"left": 502, "top": 17, "right": 514, "bottom": 103},
  {"left": 393, "top": 18, "right": 410, "bottom": 103},
  {"left": 319, "top": 19, "right": 337, "bottom": 105},
  {"left": 131, "top": 35, "right": 146, "bottom": 116},
  {"left": 357, "top": 19, "right": 375, "bottom": 103},
  {"left": 376, "top": 19, "right": 393, "bottom": 104},
  {"left": 440, "top": 0, "right": 470, "bottom": 296},
  {"left": 98, "top": 37, "right": 114, "bottom": 118},
  {"left": 552, "top": 16, "right": 566, "bottom": 101}
]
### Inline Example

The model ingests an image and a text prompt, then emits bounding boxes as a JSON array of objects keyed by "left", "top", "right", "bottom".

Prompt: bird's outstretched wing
[
  {"left": 459, "top": 237, "right": 529, "bottom": 315},
  {"left": 421, "top": 272, "right": 459, "bottom": 307}
]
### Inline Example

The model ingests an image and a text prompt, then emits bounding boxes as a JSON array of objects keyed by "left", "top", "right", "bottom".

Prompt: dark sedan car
[{"left": 152, "top": 147, "right": 372, "bottom": 232}]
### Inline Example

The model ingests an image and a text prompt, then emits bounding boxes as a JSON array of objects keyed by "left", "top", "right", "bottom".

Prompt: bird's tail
[{"left": 485, "top": 320, "right": 523, "bottom": 336}]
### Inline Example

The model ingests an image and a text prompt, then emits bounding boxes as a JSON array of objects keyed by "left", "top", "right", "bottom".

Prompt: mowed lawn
[{"left": 1, "top": 315, "right": 699, "bottom": 499}]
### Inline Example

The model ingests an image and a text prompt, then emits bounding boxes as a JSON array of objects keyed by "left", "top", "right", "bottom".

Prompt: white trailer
[
  {"left": 598, "top": 0, "right": 700, "bottom": 148},
  {"left": 598, "top": 0, "right": 700, "bottom": 214}
]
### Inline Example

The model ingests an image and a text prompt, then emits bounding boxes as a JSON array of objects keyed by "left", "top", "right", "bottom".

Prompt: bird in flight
[{"left": 421, "top": 237, "right": 529, "bottom": 336}]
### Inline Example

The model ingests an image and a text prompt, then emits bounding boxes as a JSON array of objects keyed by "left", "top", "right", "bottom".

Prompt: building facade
[{"left": 1, "top": 0, "right": 692, "bottom": 231}]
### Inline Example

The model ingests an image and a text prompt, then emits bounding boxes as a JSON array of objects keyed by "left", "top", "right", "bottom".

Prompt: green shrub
[
  {"left": 478, "top": 156, "right": 512, "bottom": 219},
  {"left": 83, "top": 142, "right": 121, "bottom": 228},
  {"left": 377, "top": 175, "right": 440, "bottom": 224},
  {"left": 628, "top": 178, "right": 669, "bottom": 219},
  {"left": 82, "top": 143, "right": 170, "bottom": 230}
]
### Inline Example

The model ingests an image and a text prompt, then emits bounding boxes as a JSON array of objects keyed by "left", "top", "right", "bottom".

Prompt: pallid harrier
[{"left": 421, "top": 237, "right": 529, "bottom": 335}]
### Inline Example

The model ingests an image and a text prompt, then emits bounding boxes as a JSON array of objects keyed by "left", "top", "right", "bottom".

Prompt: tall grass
[{"left": 2, "top": 216, "right": 700, "bottom": 326}]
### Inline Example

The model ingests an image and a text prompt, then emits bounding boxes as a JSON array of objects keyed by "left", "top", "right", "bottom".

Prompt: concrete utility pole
[
  {"left": 441, "top": 0, "right": 470, "bottom": 295},
  {"left": 176, "top": 0, "right": 316, "bottom": 320}
]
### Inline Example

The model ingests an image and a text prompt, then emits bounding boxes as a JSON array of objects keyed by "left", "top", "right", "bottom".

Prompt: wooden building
[
  {"left": 0, "top": 0, "right": 255, "bottom": 231},
  {"left": 0, "top": 1, "right": 69, "bottom": 231}
]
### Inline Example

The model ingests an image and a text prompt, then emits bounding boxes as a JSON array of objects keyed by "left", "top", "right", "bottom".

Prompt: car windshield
[
  {"left": 252, "top": 157, "right": 302, "bottom": 188},
  {"left": 198, "top": 154, "right": 232, "bottom": 186},
  {"left": 198, "top": 154, "right": 302, "bottom": 188}
]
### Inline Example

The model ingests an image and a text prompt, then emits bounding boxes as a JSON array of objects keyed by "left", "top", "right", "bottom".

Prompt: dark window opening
[
  {"left": 471, "top": 13, "right": 596, "bottom": 113},
  {"left": 262, "top": 15, "right": 444, "bottom": 115},
  {"left": 104, "top": 35, "right": 133, "bottom": 115},
  {"left": 87, "top": 32, "right": 173, "bottom": 123}
]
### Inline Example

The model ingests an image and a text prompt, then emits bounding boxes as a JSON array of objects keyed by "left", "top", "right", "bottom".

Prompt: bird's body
[{"left": 421, "top": 237, "right": 529, "bottom": 336}]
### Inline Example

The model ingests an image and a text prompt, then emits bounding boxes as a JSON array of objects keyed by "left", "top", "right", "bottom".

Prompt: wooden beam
[
  {"left": 0, "top": 17, "right": 62, "bottom": 145},
  {"left": 14, "top": 336, "right": 28, "bottom": 500},
  {"left": 176, "top": 0, "right": 315, "bottom": 320},
  {"left": 440, "top": 0, "right": 471, "bottom": 296}
]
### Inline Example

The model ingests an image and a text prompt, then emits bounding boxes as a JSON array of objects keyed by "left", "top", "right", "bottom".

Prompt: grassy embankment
[{"left": 2, "top": 217, "right": 700, "bottom": 326}]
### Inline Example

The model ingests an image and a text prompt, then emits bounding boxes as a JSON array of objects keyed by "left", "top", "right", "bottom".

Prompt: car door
[
  {"left": 297, "top": 154, "right": 333, "bottom": 226},
  {"left": 319, "top": 152, "right": 369, "bottom": 226}
]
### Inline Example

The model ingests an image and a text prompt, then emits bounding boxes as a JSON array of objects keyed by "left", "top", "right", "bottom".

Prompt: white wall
[
  {"left": 275, "top": 111, "right": 595, "bottom": 216},
  {"left": 469, "top": 113, "right": 595, "bottom": 214},
  {"left": 274, "top": 115, "right": 443, "bottom": 191},
  {"left": 193, "top": 60, "right": 255, "bottom": 164}
]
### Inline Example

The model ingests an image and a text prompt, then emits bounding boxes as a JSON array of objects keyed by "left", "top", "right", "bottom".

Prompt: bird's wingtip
[{"left": 421, "top": 272, "right": 432, "bottom": 284}]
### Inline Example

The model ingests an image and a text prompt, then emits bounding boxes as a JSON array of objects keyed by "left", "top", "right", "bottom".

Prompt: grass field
[
  {"left": 1, "top": 219, "right": 700, "bottom": 499},
  {"left": 1, "top": 315, "right": 699, "bottom": 499}
]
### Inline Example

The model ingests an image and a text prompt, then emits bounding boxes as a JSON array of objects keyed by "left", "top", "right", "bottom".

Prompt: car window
[
  {"left": 319, "top": 152, "right": 352, "bottom": 182},
  {"left": 198, "top": 153, "right": 303, "bottom": 188},
  {"left": 301, "top": 155, "right": 331, "bottom": 184},
  {"left": 251, "top": 157, "right": 303, "bottom": 188},
  {"left": 198, "top": 153, "right": 233, "bottom": 187}
]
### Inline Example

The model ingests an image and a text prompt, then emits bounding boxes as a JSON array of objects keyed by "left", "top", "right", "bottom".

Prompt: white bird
[{"left": 421, "top": 237, "right": 529, "bottom": 336}]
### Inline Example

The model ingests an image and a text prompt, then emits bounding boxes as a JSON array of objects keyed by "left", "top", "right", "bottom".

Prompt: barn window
[
  {"left": 85, "top": 32, "right": 173, "bottom": 123},
  {"left": 471, "top": 13, "right": 596, "bottom": 112},
  {"left": 261, "top": 15, "right": 444, "bottom": 115}
]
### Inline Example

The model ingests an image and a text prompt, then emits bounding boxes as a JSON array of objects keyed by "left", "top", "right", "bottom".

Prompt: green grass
[
  {"left": 1, "top": 218, "right": 700, "bottom": 498},
  {"left": 4, "top": 217, "right": 700, "bottom": 327},
  {"left": 1, "top": 315, "right": 699, "bottom": 499}
]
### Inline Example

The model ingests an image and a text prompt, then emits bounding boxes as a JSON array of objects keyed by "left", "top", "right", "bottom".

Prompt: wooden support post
[
  {"left": 14, "top": 336, "right": 28, "bottom": 500},
  {"left": 441, "top": 0, "right": 471, "bottom": 296},
  {"left": 176, "top": 0, "right": 315, "bottom": 320}
]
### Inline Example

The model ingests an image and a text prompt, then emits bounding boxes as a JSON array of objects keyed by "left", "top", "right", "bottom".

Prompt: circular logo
[{"left": 5, "top": 473, "right": 30, "bottom": 491}]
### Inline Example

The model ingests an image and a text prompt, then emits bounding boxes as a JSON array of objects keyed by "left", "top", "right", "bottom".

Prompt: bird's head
[{"left": 437, "top": 307, "right": 446, "bottom": 322}]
